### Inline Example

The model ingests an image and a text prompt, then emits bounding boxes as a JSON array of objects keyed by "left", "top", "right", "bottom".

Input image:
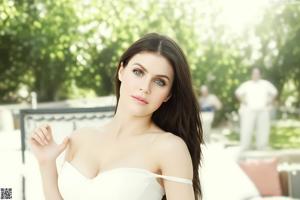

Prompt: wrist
[{"left": 38, "top": 159, "right": 56, "bottom": 167}]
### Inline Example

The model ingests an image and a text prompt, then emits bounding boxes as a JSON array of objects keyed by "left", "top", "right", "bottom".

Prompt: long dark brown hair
[{"left": 114, "top": 33, "right": 203, "bottom": 199}]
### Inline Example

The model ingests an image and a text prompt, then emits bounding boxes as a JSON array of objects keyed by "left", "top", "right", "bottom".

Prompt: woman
[{"left": 30, "top": 33, "right": 203, "bottom": 200}]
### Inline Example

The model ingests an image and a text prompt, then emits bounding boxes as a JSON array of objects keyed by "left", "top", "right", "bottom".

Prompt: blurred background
[{"left": 0, "top": 0, "right": 300, "bottom": 199}]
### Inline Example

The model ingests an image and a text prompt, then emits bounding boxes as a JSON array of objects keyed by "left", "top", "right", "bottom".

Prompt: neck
[{"left": 110, "top": 105, "right": 154, "bottom": 139}]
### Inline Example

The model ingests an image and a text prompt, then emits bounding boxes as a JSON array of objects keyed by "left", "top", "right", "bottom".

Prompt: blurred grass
[{"left": 226, "top": 126, "right": 300, "bottom": 149}]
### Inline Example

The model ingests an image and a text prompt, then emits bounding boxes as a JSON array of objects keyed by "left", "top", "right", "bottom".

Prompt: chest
[
  {"left": 241, "top": 84, "right": 268, "bottom": 99},
  {"left": 71, "top": 135, "right": 160, "bottom": 177},
  {"left": 58, "top": 165, "right": 165, "bottom": 200}
]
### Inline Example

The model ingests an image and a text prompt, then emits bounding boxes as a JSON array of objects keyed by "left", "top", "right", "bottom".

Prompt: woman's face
[{"left": 118, "top": 51, "right": 174, "bottom": 117}]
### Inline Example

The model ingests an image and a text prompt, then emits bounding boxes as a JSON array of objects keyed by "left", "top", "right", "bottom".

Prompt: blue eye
[
  {"left": 132, "top": 68, "right": 166, "bottom": 87},
  {"left": 155, "top": 79, "right": 166, "bottom": 87},
  {"left": 133, "top": 69, "right": 143, "bottom": 77}
]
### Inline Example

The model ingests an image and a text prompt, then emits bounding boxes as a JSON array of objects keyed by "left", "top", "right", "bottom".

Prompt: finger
[
  {"left": 30, "top": 129, "right": 40, "bottom": 144},
  {"left": 31, "top": 133, "right": 45, "bottom": 146},
  {"left": 58, "top": 137, "right": 70, "bottom": 154},
  {"left": 36, "top": 129, "right": 48, "bottom": 145},
  {"left": 34, "top": 130, "right": 47, "bottom": 146},
  {"left": 45, "top": 125, "right": 53, "bottom": 139},
  {"left": 30, "top": 137, "right": 40, "bottom": 147},
  {"left": 40, "top": 126, "right": 51, "bottom": 141}
]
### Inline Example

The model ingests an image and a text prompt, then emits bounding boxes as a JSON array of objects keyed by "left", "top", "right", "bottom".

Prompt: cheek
[
  {"left": 121, "top": 72, "right": 140, "bottom": 90},
  {"left": 152, "top": 88, "right": 171, "bottom": 105}
]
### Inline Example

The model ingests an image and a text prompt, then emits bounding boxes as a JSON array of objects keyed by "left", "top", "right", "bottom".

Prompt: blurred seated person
[{"left": 199, "top": 85, "right": 222, "bottom": 142}]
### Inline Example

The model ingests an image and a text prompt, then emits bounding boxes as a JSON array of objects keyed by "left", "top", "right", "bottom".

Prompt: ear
[
  {"left": 118, "top": 62, "right": 125, "bottom": 82},
  {"left": 164, "top": 94, "right": 172, "bottom": 102}
]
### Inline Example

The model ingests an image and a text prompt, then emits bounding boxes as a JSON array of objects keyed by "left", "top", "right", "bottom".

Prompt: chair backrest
[{"left": 19, "top": 106, "right": 115, "bottom": 163}]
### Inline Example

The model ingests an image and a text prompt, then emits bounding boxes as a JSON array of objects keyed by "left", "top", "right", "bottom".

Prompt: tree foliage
[{"left": 0, "top": 0, "right": 299, "bottom": 119}]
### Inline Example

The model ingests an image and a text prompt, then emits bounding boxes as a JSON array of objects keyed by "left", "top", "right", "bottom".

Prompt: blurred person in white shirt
[
  {"left": 235, "top": 68, "right": 278, "bottom": 151},
  {"left": 199, "top": 85, "right": 222, "bottom": 142}
]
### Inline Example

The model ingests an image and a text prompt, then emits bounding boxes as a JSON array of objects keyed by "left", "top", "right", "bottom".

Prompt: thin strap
[{"left": 154, "top": 174, "right": 193, "bottom": 185}]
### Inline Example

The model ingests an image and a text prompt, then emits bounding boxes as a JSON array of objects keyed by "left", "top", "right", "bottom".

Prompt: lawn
[{"left": 226, "top": 124, "right": 300, "bottom": 149}]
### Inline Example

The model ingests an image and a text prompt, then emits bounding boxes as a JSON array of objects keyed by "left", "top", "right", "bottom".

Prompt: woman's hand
[{"left": 29, "top": 124, "right": 69, "bottom": 164}]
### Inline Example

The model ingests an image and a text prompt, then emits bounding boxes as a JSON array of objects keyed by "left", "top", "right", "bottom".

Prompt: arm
[
  {"left": 267, "top": 81, "right": 278, "bottom": 100},
  {"left": 39, "top": 136, "right": 75, "bottom": 200},
  {"left": 260, "top": 81, "right": 278, "bottom": 106},
  {"left": 235, "top": 82, "right": 246, "bottom": 103},
  {"left": 29, "top": 125, "right": 70, "bottom": 200},
  {"left": 39, "top": 161, "right": 64, "bottom": 200},
  {"left": 212, "top": 95, "right": 222, "bottom": 110},
  {"left": 157, "top": 134, "right": 195, "bottom": 200}
]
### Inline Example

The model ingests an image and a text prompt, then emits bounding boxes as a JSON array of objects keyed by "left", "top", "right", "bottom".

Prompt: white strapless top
[{"left": 58, "top": 161, "right": 193, "bottom": 200}]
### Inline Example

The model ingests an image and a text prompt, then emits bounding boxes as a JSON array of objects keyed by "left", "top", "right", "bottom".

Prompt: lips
[{"left": 131, "top": 95, "right": 149, "bottom": 104}]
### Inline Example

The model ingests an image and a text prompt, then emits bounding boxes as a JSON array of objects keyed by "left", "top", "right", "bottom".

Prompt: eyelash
[
  {"left": 133, "top": 69, "right": 144, "bottom": 77},
  {"left": 132, "top": 68, "right": 166, "bottom": 87}
]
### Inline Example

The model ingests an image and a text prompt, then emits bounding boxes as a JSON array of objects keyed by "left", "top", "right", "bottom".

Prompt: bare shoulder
[
  {"left": 64, "top": 126, "right": 102, "bottom": 161},
  {"left": 155, "top": 133, "right": 189, "bottom": 153},
  {"left": 155, "top": 133, "right": 193, "bottom": 179},
  {"left": 69, "top": 126, "right": 99, "bottom": 143}
]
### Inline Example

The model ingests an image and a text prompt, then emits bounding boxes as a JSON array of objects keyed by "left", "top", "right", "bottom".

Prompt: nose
[{"left": 139, "top": 79, "right": 151, "bottom": 94}]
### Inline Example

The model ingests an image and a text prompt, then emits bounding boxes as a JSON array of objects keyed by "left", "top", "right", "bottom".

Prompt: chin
[{"left": 126, "top": 104, "right": 154, "bottom": 117}]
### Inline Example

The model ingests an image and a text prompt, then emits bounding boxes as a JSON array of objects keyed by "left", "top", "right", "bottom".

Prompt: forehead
[{"left": 127, "top": 52, "right": 174, "bottom": 78}]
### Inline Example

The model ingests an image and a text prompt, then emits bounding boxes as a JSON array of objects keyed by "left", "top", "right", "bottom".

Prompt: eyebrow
[{"left": 133, "top": 63, "right": 170, "bottom": 81}]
